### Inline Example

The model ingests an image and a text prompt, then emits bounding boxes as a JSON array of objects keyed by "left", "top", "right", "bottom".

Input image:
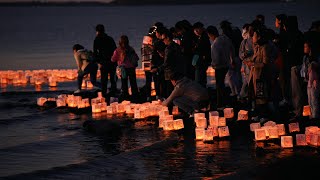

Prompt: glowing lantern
[
  {"left": 100, "top": 102, "right": 107, "bottom": 112},
  {"left": 303, "top": 105, "right": 311, "bottom": 116},
  {"left": 125, "top": 105, "right": 134, "bottom": 114},
  {"left": 203, "top": 129, "right": 214, "bottom": 142},
  {"left": 223, "top": 108, "right": 234, "bottom": 118},
  {"left": 172, "top": 106, "right": 179, "bottom": 115},
  {"left": 122, "top": 100, "right": 131, "bottom": 105},
  {"left": 86, "top": 81, "right": 93, "bottom": 89},
  {"left": 83, "top": 98, "right": 90, "bottom": 107},
  {"left": 48, "top": 76, "right": 57, "bottom": 87},
  {"left": 208, "top": 125, "right": 219, "bottom": 137},
  {"left": 134, "top": 109, "right": 142, "bottom": 119},
  {"left": 195, "top": 128, "right": 205, "bottom": 140},
  {"left": 281, "top": 136, "right": 293, "bottom": 148},
  {"left": 37, "top": 97, "right": 47, "bottom": 106},
  {"left": 288, "top": 122, "right": 300, "bottom": 133},
  {"left": 268, "top": 126, "right": 279, "bottom": 139},
  {"left": 165, "top": 115, "right": 174, "bottom": 121},
  {"left": 261, "top": 126, "right": 270, "bottom": 137},
  {"left": 163, "top": 121, "right": 174, "bottom": 131},
  {"left": 159, "top": 110, "right": 169, "bottom": 118},
  {"left": 81, "top": 80, "right": 86, "bottom": 88},
  {"left": 218, "top": 126, "right": 230, "bottom": 137},
  {"left": 0, "top": 78, "right": 8, "bottom": 84},
  {"left": 77, "top": 99, "right": 86, "bottom": 109},
  {"left": 159, "top": 118, "right": 165, "bottom": 128},
  {"left": 237, "top": 110, "right": 248, "bottom": 120},
  {"left": 209, "top": 111, "right": 219, "bottom": 116},
  {"left": 92, "top": 103, "right": 101, "bottom": 113},
  {"left": 209, "top": 115, "right": 219, "bottom": 127},
  {"left": 116, "top": 104, "right": 125, "bottom": 113},
  {"left": 250, "top": 123, "right": 261, "bottom": 132},
  {"left": 218, "top": 117, "right": 226, "bottom": 127},
  {"left": 254, "top": 129, "right": 267, "bottom": 141},
  {"left": 264, "top": 121, "right": 276, "bottom": 127},
  {"left": 296, "top": 134, "right": 307, "bottom": 146},
  {"left": 12, "top": 78, "right": 20, "bottom": 84},
  {"left": 195, "top": 118, "right": 207, "bottom": 128},
  {"left": 305, "top": 126, "right": 319, "bottom": 144},
  {"left": 276, "top": 124, "right": 286, "bottom": 136},
  {"left": 194, "top": 113, "right": 205, "bottom": 120},
  {"left": 107, "top": 106, "right": 114, "bottom": 114},
  {"left": 20, "top": 77, "right": 28, "bottom": 84},
  {"left": 56, "top": 98, "right": 66, "bottom": 107},
  {"left": 309, "top": 134, "right": 320, "bottom": 146},
  {"left": 173, "top": 119, "right": 184, "bottom": 130}
]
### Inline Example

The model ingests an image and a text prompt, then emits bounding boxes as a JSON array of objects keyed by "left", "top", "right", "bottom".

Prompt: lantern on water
[
  {"left": 303, "top": 105, "right": 311, "bottom": 116},
  {"left": 158, "top": 118, "right": 165, "bottom": 128},
  {"left": 116, "top": 104, "right": 125, "bottom": 113},
  {"left": 268, "top": 126, "right": 279, "bottom": 139},
  {"left": 194, "top": 113, "right": 205, "bottom": 120},
  {"left": 237, "top": 110, "right": 248, "bottom": 120},
  {"left": 159, "top": 110, "right": 169, "bottom": 118},
  {"left": 223, "top": 108, "right": 234, "bottom": 118},
  {"left": 309, "top": 134, "right": 320, "bottom": 147},
  {"left": 107, "top": 106, "right": 114, "bottom": 114},
  {"left": 203, "top": 129, "right": 214, "bottom": 142},
  {"left": 250, "top": 122, "right": 261, "bottom": 132},
  {"left": 86, "top": 81, "right": 93, "bottom": 88},
  {"left": 100, "top": 102, "right": 107, "bottom": 112},
  {"left": 276, "top": 124, "right": 286, "bottom": 136},
  {"left": 264, "top": 121, "right": 276, "bottom": 127},
  {"left": 0, "top": 78, "right": 7, "bottom": 84},
  {"left": 261, "top": 126, "right": 270, "bottom": 137},
  {"left": 218, "top": 126, "right": 230, "bottom": 137},
  {"left": 296, "top": 134, "right": 307, "bottom": 146},
  {"left": 92, "top": 103, "right": 101, "bottom": 113},
  {"left": 209, "top": 115, "right": 219, "bottom": 127},
  {"left": 218, "top": 117, "right": 226, "bottom": 127},
  {"left": 209, "top": 111, "right": 219, "bottom": 116},
  {"left": 48, "top": 76, "right": 57, "bottom": 87},
  {"left": 254, "top": 129, "right": 267, "bottom": 141},
  {"left": 281, "top": 136, "right": 293, "bottom": 148},
  {"left": 125, "top": 105, "right": 134, "bottom": 114},
  {"left": 56, "top": 98, "right": 66, "bottom": 107},
  {"left": 37, "top": 97, "right": 47, "bottom": 106},
  {"left": 172, "top": 106, "right": 179, "bottom": 115},
  {"left": 195, "top": 118, "right": 207, "bottom": 128},
  {"left": 77, "top": 99, "right": 86, "bottom": 109},
  {"left": 173, "top": 119, "right": 184, "bottom": 130},
  {"left": 81, "top": 80, "right": 86, "bottom": 88},
  {"left": 208, "top": 125, "right": 219, "bottom": 137},
  {"left": 195, "top": 128, "right": 205, "bottom": 140},
  {"left": 163, "top": 121, "right": 174, "bottom": 131},
  {"left": 288, "top": 122, "right": 300, "bottom": 133}
]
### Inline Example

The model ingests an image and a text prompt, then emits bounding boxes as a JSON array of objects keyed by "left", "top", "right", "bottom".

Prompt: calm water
[{"left": 0, "top": 2, "right": 319, "bottom": 179}]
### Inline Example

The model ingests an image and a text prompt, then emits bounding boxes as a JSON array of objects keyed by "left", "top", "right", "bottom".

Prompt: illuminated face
[
  {"left": 193, "top": 28, "right": 201, "bottom": 37},
  {"left": 304, "top": 43, "right": 311, "bottom": 54},
  {"left": 253, "top": 32, "right": 259, "bottom": 44}
]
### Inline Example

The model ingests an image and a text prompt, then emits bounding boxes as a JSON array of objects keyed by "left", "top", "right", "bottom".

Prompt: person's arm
[
  {"left": 74, "top": 52, "right": 82, "bottom": 71},
  {"left": 239, "top": 40, "right": 246, "bottom": 61},
  {"left": 254, "top": 46, "right": 268, "bottom": 68},
  {"left": 210, "top": 41, "right": 218, "bottom": 68},
  {"left": 111, "top": 48, "right": 119, "bottom": 63},
  {"left": 162, "top": 85, "right": 183, "bottom": 106}
]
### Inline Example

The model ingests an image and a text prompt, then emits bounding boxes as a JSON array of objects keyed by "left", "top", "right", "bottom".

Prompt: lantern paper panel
[
  {"left": 250, "top": 123, "right": 261, "bottom": 132},
  {"left": 237, "top": 110, "right": 248, "bottom": 120},
  {"left": 159, "top": 110, "right": 169, "bottom": 118},
  {"left": 195, "top": 128, "right": 205, "bottom": 140},
  {"left": 163, "top": 121, "right": 174, "bottom": 131},
  {"left": 223, "top": 108, "right": 234, "bottom": 118},
  {"left": 116, "top": 104, "right": 125, "bottom": 113},
  {"left": 56, "top": 98, "right": 66, "bottom": 107},
  {"left": 268, "top": 127, "right": 279, "bottom": 139},
  {"left": 203, "top": 129, "right": 214, "bottom": 142},
  {"left": 86, "top": 81, "right": 93, "bottom": 88},
  {"left": 288, "top": 122, "right": 300, "bottom": 133},
  {"left": 195, "top": 118, "right": 207, "bottom": 128},
  {"left": 309, "top": 134, "right": 319, "bottom": 146},
  {"left": 208, "top": 126, "right": 219, "bottom": 137},
  {"left": 209, "top": 116, "right": 219, "bottom": 127},
  {"left": 281, "top": 136, "right": 293, "bottom": 148},
  {"left": 209, "top": 111, "right": 219, "bottom": 117},
  {"left": 218, "top": 126, "right": 230, "bottom": 137},
  {"left": 92, "top": 103, "right": 101, "bottom": 113},
  {"left": 159, "top": 118, "right": 165, "bottom": 128},
  {"left": 261, "top": 126, "right": 270, "bottom": 137},
  {"left": 218, "top": 117, "right": 226, "bottom": 127},
  {"left": 264, "top": 121, "right": 276, "bottom": 127},
  {"left": 296, "top": 134, "right": 307, "bottom": 146},
  {"left": 173, "top": 119, "right": 184, "bottom": 130},
  {"left": 172, "top": 106, "right": 179, "bottom": 115},
  {"left": 100, "top": 102, "right": 107, "bottom": 112},
  {"left": 303, "top": 105, "right": 311, "bottom": 116},
  {"left": 37, "top": 97, "right": 47, "bottom": 106},
  {"left": 194, "top": 113, "right": 205, "bottom": 120},
  {"left": 254, "top": 129, "right": 267, "bottom": 141},
  {"left": 276, "top": 124, "right": 286, "bottom": 136}
]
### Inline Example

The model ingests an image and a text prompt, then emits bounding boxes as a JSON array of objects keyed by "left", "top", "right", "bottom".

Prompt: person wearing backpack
[
  {"left": 73, "top": 44, "right": 101, "bottom": 94},
  {"left": 111, "top": 35, "right": 139, "bottom": 100}
]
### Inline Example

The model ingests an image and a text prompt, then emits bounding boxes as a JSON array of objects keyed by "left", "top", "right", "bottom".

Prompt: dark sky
[{"left": 0, "top": 0, "right": 113, "bottom": 2}]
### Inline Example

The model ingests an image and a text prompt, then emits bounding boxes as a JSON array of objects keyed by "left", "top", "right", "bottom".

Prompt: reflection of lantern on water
[
  {"left": 268, "top": 127, "right": 279, "bottom": 139},
  {"left": 276, "top": 124, "right": 286, "bottom": 136},
  {"left": 303, "top": 105, "right": 311, "bottom": 116},
  {"left": 172, "top": 106, "right": 179, "bottom": 115},
  {"left": 281, "top": 136, "right": 293, "bottom": 148},
  {"left": 86, "top": 81, "right": 93, "bottom": 89},
  {"left": 92, "top": 103, "right": 101, "bottom": 113},
  {"left": 296, "top": 134, "right": 307, "bottom": 146},
  {"left": 254, "top": 129, "right": 267, "bottom": 141},
  {"left": 195, "top": 118, "right": 207, "bottom": 128},
  {"left": 163, "top": 121, "right": 174, "bottom": 131},
  {"left": 237, "top": 110, "right": 248, "bottom": 120},
  {"left": 173, "top": 119, "right": 184, "bottom": 130},
  {"left": 288, "top": 122, "right": 300, "bottom": 133},
  {"left": 218, "top": 126, "right": 230, "bottom": 137},
  {"left": 37, "top": 97, "right": 47, "bottom": 106},
  {"left": 204, "top": 129, "right": 214, "bottom": 141},
  {"left": 209, "top": 115, "right": 219, "bottom": 127},
  {"left": 195, "top": 128, "right": 205, "bottom": 140},
  {"left": 223, "top": 108, "right": 234, "bottom": 118},
  {"left": 250, "top": 122, "right": 261, "bottom": 131},
  {"left": 218, "top": 117, "right": 226, "bottom": 127}
]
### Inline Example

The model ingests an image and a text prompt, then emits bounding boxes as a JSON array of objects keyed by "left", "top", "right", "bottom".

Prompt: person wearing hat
[
  {"left": 192, "top": 21, "right": 211, "bottom": 88},
  {"left": 93, "top": 24, "right": 117, "bottom": 97}
]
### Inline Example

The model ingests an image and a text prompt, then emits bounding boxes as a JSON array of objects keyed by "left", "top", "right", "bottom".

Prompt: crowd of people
[{"left": 72, "top": 14, "right": 320, "bottom": 121}]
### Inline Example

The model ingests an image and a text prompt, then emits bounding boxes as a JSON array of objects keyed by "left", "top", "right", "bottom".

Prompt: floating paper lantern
[
  {"left": 194, "top": 113, "right": 205, "bottom": 120},
  {"left": 195, "top": 118, "right": 207, "bottom": 128},
  {"left": 159, "top": 118, "right": 165, "bottom": 128},
  {"left": 261, "top": 126, "right": 270, "bottom": 137},
  {"left": 125, "top": 105, "right": 134, "bottom": 114},
  {"left": 254, "top": 129, "right": 267, "bottom": 141},
  {"left": 81, "top": 80, "right": 86, "bottom": 88},
  {"left": 209, "top": 115, "right": 219, "bottom": 127},
  {"left": 208, "top": 125, "right": 219, "bottom": 137},
  {"left": 0, "top": 78, "right": 8, "bottom": 84},
  {"left": 203, "top": 129, "right": 214, "bottom": 142},
  {"left": 159, "top": 110, "right": 169, "bottom": 118},
  {"left": 268, "top": 126, "right": 279, "bottom": 139},
  {"left": 218, "top": 126, "right": 230, "bottom": 137},
  {"left": 237, "top": 110, "right": 248, "bottom": 120},
  {"left": 77, "top": 99, "right": 86, "bottom": 109},
  {"left": 303, "top": 105, "right": 311, "bottom": 116},
  {"left": 281, "top": 136, "right": 293, "bottom": 148},
  {"left": 250, "top": 123, "right": 261, "bottom": 132},
  {"left": 173, "top": 119, "right": 184, "bottom": 130},
  {"left": 86, "top": 81, "right": 93, "bottom": 88},
  {"left": 107, "top": 106, "right": 115, "bottom": 114},
  {"left": 218, "top": 117, "right": 226, "bottom": 127},
  {"left": 116, "top": 104, "right": 125, "bottom": 113},
  {"left": 48, "top": 76, "right": 57, "bottom": 87},
  {"left": 37, "top": 97, "right": 47, "bottom": 106},
  {"left": 264, "top": 121, "right": 276, "bottom": 127},
  {"left": 309, "top": 134, "right": 320, "bottom": 147},
  {"left": 172, "top": 106, "right": 179, "bottom": 115},
  {"left": 223, "top": 108, "right": 234, "bottom": 118},
  {"left": 100, "top": 102, "right": 107, "bottom": 112},
  {"left": 195, "top": 128, "right": 205, "bottom": 140},
  {"left": 288, "top": 122, "right": 300, "bottom": 133},
  {"left": 296, "top": 134, "right": 307, "bottom": 146},
  {"left": 92, "top": 103, "right": 101, "bottom": 113},
  {"left": 209, "top": 111, "right": 219, "bottom": 116},
  {"left": 276, "top": 124, "right": 286, "bottom": 136},
  {"left": 163, "top": 121, "right": 174, "bottom": 131},
  {"left": 56, "top": 98, "right": 66, "bottom": 107}
]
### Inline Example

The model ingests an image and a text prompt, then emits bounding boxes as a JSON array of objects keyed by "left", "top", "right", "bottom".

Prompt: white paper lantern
[
  {"left": 237, "top": 110, "right": 248, "bottom": 120},
  {"left": 218, "top": 126, "right": 230, "bottom": 137},
  {"left": 288, "top": 122, "right": 300, "bottom": 133},
  {"left": 218, "top": 117, "right": 226, "bottom": 127},
  {"left": 254, "top": 129, "right": 267, "bottom": 141},
  {"left": 173, "top": 119, "right": 184, "bottom": 130},
  {"left": 276, "top": 124, "right": 286, "bottom": 136},
  {"left": 209, "top": 115, "right": 219, "bottom": 127},
  {"left": 296, "top": 134, "right": 307, "bottom": 146},
  {"left": 195, "top": 128, "right": 205, "bottom": 140},
  {"left": 195, "top": 118, "right": 207, "bottom": 128},
  {"left": 250, "top": 122, "right": 261, "bottom": 132},
  {"left": 223, "top": 108, "right": 234, "bottom": 118},
  {"left": 163, "top": 121, "right": 174, "bottom": 131},
  {"left": 281, "top": 136, "right": 293, "bottom": 148}
]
